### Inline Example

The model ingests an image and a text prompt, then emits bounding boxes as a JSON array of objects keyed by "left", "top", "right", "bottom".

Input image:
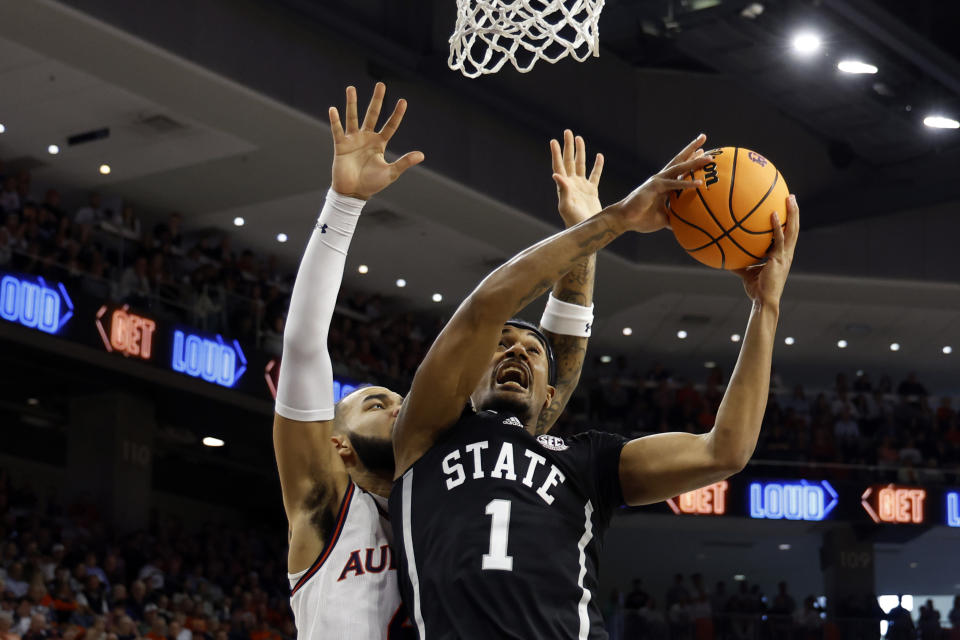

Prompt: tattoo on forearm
[{"left": 536, "top": 335, "right": 588, "bottom": 434}]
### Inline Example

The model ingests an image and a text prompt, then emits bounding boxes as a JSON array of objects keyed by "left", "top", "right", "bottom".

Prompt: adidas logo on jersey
[
  {"left": 502, "top": 416, "right": 524, "bottom": 428},
  {"left": 537, "top": 434, "right": 569, "bottom": 451}
]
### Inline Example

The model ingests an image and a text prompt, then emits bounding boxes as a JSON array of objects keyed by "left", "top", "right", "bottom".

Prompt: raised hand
[
  {"left": 733, "top": 195, "right": 800, "bottom": 308},
  {"left": 328, "top": 82, "right": 424, "bottom": 200},
  {"left": 613, "top": 134, "right": 713, "bottom": 234},
  {"left": 550, "top": 129, "right": 604, "bottom": 228}
]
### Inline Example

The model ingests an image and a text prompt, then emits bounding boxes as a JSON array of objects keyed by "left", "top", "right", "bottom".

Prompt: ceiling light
[
  {"left": 432, "top": 293, "right": 443, "bottom": 302},
  {"left": 889, "top": 342, "right": 900, "bottom": 352},
  {"left": 778, "top": 543, "right": 791, "bottom": 551},
  {"left": 733, "top": 574, "right": 746, "bottom": 582},
  {"left": 677, "top": 330, "right": 688, "bottom": 339},
  {"left": 791, "top": 32, "right": 822, "bottom": 55},
  {"left": 837, "top": 339, "right": 848, "bottom": 349},
  {"left": 47, "top": 144, "right": 60, "bottom": 155},
  {"left": 233, "top": 216, "right": 245, "bottom": 227},
  {"left": 600, "top": 355, "right": 612, "bottom": 364},
  {"left": 943, "top": 346, "right": 953, "bottom": 355},
  {"left": 99, "top": 164, "right": 111, "bottom": 175},
  {"left": 924, "top": 115, "right": 960, "bottom": 129},
  {"left": 838, "top": 60, "right": 878, "bottom": 74},
  {"left": 704, "top": 361, "right": 716, "bottom": 369},
  {"left": 358, "top": 264, "right": 369, "bottom": 274},
  {"left": 784, "top": 336, "right": 795, "bottom": 345},
  {"left": 276, "top": 233, "right": 288, "bottom": 243},
  {"left": 740, "top": 3, "right": 764, "bottom": 19},
  {"left": 731, "top": 333, "right": 741, "bottom": 343},
  {"left": 622, "top": 327, "right": 633, "bottom": 336},
  {"left": 396, "top": 278, "right": 406, "bottom": 288},
  {"left": 202, "top": 437, "right": 225, "bottom": 447},
  {"left": 0, "top": 123, "right": 5, "bottom": 133}
]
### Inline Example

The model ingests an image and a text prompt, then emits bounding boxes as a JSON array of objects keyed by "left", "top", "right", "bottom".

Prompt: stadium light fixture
[
  {"left": 432, "top": 293, "right": 443, "bottom": 302},
  {"left": 784, "top": 336, "right": 795, "bottom": 345},
  {"left": 99, "top": 164, "right": 111, "bottom": 175},
  {"left": 943, "top": 346, "right": 953, "bottom": 355},
  {"left": 358, "top": 264, "right": 369, "bottom": 274},
  {"left": 203, "top": 437, "right": 225, "bottom": 447},
  {"left": 889, "top": 342, "right": 900, "bottom": 352},
  {"left": 838, "top": 60, "right": 877, "bottom": 74},
  {"left": 791, "top": 32, "right": 821, "bottom": 55},
  {"left": 730, "top": 333, "right": 741, "bottom": 343},
  {"left": 48, "top": 144, "right": 60, "bottom": 155},
  {"left": 233, "top": 217, "right": 245, "bottom": 227},
  {"left": 396, "top": 278, "right": 407, "bottom": 288},
  {"left": 924, "top": 115, "right": 960, "bottom": 129},
  {"left": 677, "top": 330, "right": 688, "bottom": 339},
  {"left": 276, "top": 233, "right": 288, "bottom": 243},
  {"left": 622, "top": 327, "right": 633, "bottom": 336},
  {"left": 837, "top": 339, "right": 848, "bottom": 349}
]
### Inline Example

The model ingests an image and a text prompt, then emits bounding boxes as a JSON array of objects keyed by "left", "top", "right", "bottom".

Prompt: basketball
[{"left": 667, "top": 147, "right": 790, "bottom": 270}]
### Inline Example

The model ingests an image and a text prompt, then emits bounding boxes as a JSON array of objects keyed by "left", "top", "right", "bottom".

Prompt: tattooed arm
[
  {"left": 538, "top": 131, "right": 602, "bottom": 434},
  {"left": 393, "top": 135, "right": 713, "bottom": 475}
]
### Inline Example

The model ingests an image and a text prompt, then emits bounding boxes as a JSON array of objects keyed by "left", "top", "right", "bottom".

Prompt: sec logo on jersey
[{"left": 537, "top": 434, "right": 569, "bottom": 451}]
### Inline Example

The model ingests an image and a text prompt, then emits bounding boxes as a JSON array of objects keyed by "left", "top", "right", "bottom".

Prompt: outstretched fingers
[
  {"left": 663, "top": 153, "right": 714, "bottom": 179},
  {"left": 588, "top": 153, "right": 604, "bottom": 186},
  {"left": 345, "top": 86, "right": 360, "bottom": 133},
  {"left": 329, "top": 107, "right": 345, "bottom": 143},
  {"left": 575, "top": 135, "right": 587, "bottom": 177},
  {"left": 550, "top": 139, "right": 565, "bottom": 176},
  {"left": 562, "top": 129, "right": 576, "bottom": 176},
  {"left": 389, "top": 150, "right": 425, "bottom": 178},
  {"left": 378, "top": 98, "right": 408, "bottom": 142},
  {"left": 785, "top": 194, "right": 800, "bottom": 251},
  {"left": 361, "top": 82, "right": 386, "bottom": 131},
  {"left": 662, "top": 133, "right": 707, "bottom": 172}
]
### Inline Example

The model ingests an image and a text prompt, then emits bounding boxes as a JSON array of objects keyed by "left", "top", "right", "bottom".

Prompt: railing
[{"left": 606, "top": 610, "right": 959, "bottom": 640}]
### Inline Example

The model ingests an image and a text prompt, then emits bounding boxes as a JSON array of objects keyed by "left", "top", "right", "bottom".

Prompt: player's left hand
[
  {"left": 550, "top": 129, "right": 604, "bottom": 228},
  {"left": 732, "top": 194, "right": 800, "bottom": 309},
  {"left": 329, "top": 82, "right": 425, "bottom": 200}
]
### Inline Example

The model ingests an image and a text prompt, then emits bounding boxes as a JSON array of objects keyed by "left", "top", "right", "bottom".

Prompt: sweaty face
[
  {"left": 340, "top": 386, "right": 404, "bottom": 474},
  {"left": 470, "top": 325, "right": 555, "bottom": 427}
]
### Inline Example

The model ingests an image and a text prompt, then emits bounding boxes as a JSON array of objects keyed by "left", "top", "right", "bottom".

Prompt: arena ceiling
[{"left": 1, "top": 0, "right": 960, "bottom": 387}]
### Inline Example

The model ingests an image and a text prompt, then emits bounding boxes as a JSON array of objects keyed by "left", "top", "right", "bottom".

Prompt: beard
[
  {"left": 349, "top": 433, "right": 395, "bottom": 475},
  {"left": 477, "top": 391, "right": 535, "bottom": 425}
]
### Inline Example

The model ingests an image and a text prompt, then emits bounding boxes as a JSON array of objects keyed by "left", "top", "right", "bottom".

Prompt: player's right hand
[
  {"left": 612, "top": 134, "right": 713, "bottom": 234},
  {"left": 550, "top": 129, "right": 604, "bottom": 228},
  {"left": 329, "top": 82, "right": 424, "bottom": 200}
]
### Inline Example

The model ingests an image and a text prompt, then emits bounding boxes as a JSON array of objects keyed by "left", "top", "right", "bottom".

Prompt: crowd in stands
[
  {"left": 0, "top": 470, "right": 292, "bottom": 640},
  {"left": 567, "top": 361, "right": 960, "bottom": 485},
  {"left": 605, "top": 573, "right": 960, "bottom": 640},
  {"left": 2, "top": 161, "right": 959, "bottom": 481}
]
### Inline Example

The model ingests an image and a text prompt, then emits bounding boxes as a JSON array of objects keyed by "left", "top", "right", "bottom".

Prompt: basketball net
[{"left": 448, "top": 0, "right": 604, "bottom": 78}]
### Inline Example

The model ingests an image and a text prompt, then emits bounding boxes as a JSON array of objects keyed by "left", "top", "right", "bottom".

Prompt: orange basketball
[{"left": 667, "top": 147, "right": 789, "bottom": 270}]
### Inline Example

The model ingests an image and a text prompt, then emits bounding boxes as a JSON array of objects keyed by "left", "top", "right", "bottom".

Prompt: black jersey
[{"left": 388, "top": 409, "right": 627, "bottom": 640}]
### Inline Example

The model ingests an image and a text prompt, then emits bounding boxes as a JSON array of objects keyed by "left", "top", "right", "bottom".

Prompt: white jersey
[{"left": 288, "top": 482, "right": 411, "bottom": 640}]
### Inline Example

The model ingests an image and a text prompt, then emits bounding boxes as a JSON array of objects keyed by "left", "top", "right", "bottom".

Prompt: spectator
[
  {"left": 666, "top": 573, "right": 690, "bottom": 610},
  {"left": 74, "top": 193, "right": 105, "bottom": 226},
  {"left": 0, "top": 612, "right": 21, "bottom": 640},
  {"left": 1, "top": 177, "right": 20, "bottom": 213},
  {"left": 917, "top": 599, "right": 940, "bottom": 639},
  {"left": 887, "top": 595, "right": 916, "bottom": 640},
  {"left": 21, "top": 615, "right": 48, "bottom": 640}
]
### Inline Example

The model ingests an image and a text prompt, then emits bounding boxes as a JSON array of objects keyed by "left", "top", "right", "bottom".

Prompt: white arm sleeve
[{"left": 275, "top": 189, "right": 364, "bottom": 422}]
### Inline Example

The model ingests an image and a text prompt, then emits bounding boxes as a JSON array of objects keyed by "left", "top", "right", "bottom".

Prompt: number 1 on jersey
[{"left": 482, "top": 499, "right": 514, "bottom": 571}]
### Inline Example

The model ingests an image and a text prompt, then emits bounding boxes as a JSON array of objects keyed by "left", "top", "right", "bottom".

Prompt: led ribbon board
[
  {"left": 171, "top": 330, "right": 247, "bottom": 388},
  {"left": 96, "top": 305, "right": 156, "bottom": 360},
  {"left": 749, "top": 479, "right": 838, "bottom": 521},
  {"left": 945, "top": 491, "right": 959, "bottom": 527},
  {"left": 0, "top": 274, "right": 73, "bottom": 334},
  {"left": 861, "top": 484, "right": 926, "bottom": 524},
  {"left": 667, "top": 481, "right": 728, "bottom": 515}
]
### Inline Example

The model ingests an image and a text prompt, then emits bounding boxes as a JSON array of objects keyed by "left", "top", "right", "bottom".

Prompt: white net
[{"left": 448, "top": 0, "right": 605, "bottom": 78}]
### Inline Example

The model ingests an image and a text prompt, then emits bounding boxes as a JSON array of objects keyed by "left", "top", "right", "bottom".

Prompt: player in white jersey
[{"left": 273, "top": 82, "right": 604, "bottom": 639}]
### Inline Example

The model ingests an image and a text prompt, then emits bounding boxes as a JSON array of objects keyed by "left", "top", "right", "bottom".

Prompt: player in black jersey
[{"left": 389, "top": 133, "right": 800, "bottom": 639}]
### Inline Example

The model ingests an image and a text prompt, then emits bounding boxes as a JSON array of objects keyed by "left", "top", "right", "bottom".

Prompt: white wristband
[{"left": 539, "top": 292, "right": 594, "bottom": 337}]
